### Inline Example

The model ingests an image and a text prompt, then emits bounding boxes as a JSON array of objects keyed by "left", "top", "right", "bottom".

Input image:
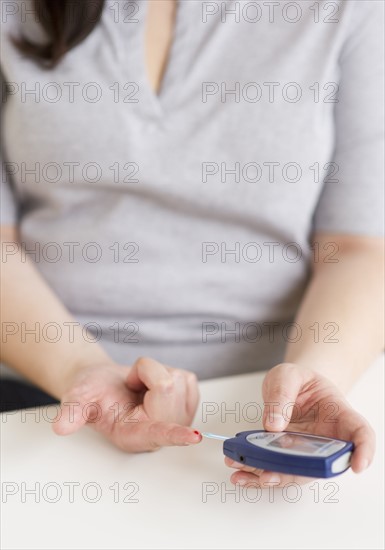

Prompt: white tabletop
[{"left": 1, "top": 357, "right": 384, "bottom": 550}]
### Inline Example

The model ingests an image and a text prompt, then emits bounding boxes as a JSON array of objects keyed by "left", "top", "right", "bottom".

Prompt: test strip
[{"left": 201, "top": 432, "right": 231, "bottom": 441}]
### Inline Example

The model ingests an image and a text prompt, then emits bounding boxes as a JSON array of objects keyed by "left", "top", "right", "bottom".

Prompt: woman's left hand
[{"left": 225, "top": 363, "right": 376, "bottom": 488}]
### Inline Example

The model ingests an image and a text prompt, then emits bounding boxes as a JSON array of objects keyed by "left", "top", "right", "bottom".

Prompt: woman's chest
[{"left": 2, "top": 1, "right": 345, "bottom": 231}]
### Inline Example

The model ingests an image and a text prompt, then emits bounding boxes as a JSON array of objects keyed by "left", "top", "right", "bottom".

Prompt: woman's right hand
[{"left": 52, "top": 357, "right": 202, "bottom": 452}]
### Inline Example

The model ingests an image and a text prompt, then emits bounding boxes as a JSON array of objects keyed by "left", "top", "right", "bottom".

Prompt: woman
[{"left": 0, "top": 0, "right": 383, "bottom": 488}]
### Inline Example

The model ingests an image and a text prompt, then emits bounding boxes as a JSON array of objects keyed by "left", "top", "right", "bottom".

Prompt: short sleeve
[
  {"left": 1, "top": 67, "right": 18, "bottom": 226},
  {"left": 313, "top": 0, "right": 384, "bottom": 237}
]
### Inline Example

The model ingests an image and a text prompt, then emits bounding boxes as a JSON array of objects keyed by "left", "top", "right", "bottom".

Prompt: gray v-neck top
[{"left": 1, "top": 0, "right": 384, "bottom": 379}]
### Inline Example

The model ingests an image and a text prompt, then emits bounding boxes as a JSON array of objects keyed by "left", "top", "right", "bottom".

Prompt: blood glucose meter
[{"left": 203, "top": 430, "right": 354, "bottom": 478}]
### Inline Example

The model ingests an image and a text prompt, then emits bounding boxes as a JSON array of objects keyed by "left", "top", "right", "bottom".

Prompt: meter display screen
[{"left": 267, "top": 433, "right": 333, "bottom": 454}]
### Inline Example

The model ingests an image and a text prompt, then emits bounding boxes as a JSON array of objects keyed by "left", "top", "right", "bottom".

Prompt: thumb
[
  {"left": 262, "top": 363, "right": 304, "bottom": 432},
  {"left": 52, "top": 394, "right": 91, "bottom": 436}
]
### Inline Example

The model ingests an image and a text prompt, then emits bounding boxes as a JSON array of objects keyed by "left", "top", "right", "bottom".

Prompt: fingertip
[
  {"left": 230, "top": 472, "right": 259, "bottom": 487},
  {"left": 166, "top": 425, "right": 203, "bottom": 446},
  {"left": 53, "top": 421, "right": 81, "bottom": 436},
  {"left": 187, "top": 429, "right": 203, "bottom": 444},
  {"left": 52, "top": 410, "right": 86, "bottom": 436},
  {"left": 230, "top": 472, "right": 240, "bottom": 485},
  {"left": 52, "top": 418, "right": 73, "bottom": 436},
  {"left": 259, "top": 471, "right": 281, "bottom": 485},
  {"left": 263, "top": 413, "right": 287, "bottom": 432},
  {"left": 351, "top": 456, "right": 370, "bottom": 474},
  {"left": 224, "top": 457, "right": 244, "bottom": 469},
  {"left": 52, "top": 411, "right": 68, "bottom": 435},
  {"left": 349, "top": 430, "right": 375, "bottom": 473}
]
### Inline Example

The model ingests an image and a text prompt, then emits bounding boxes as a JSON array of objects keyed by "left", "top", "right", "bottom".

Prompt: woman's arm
[
  {"left": 0, "top": 224, "right": 201, "bottom": 450},
  {"left": 0, "top": 224, "right": 112, "bottom": 399},
  {"left": 285, "top": 232, "right": 384, "bottom": 393},
  {"left": 227, "top": 232, "right": 383, "bottom": 486}
]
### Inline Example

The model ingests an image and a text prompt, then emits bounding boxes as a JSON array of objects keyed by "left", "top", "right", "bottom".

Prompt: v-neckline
[{"left": 138, "top": 0, "right": 184, "bottom": 119}]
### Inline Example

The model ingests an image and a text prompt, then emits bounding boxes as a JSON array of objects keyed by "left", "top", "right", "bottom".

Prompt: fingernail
[
  {"left": 189, "top": 430, "right": 202, "bottom": 442},
  {"left": 235, "top": 477, "right": 247, "bottom": 486},
  {"left": 265, "top": 474, "right": 281, "bottom": 484}
]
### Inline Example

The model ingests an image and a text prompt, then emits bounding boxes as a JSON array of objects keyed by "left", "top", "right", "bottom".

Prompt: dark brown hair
[{"left": 14, "top": 0, "right": 105, "bottom": 68}]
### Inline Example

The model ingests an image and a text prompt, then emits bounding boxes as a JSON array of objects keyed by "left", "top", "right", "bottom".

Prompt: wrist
[{"left": 54, "top": 345, "right": 116, "bottom": 400}]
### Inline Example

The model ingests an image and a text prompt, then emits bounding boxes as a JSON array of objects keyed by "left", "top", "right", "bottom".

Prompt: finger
[
  {"left": 126, "top": 358, "right": 194, "bottom": 424},
  {"left": 224, "top": 457, "right": 264, "bottom": 475},
  {"left": 258, "top": 470, "right": 315, "bottom": 487},
  {"left": 185, "top": 371, "right": 200, "bottom": 421},
  {"left": 230, "top": 471, "right": 263, "bottom": 487},
  {"left": 113, "top": 421, "right": 202, "bottom": 452},
  {"left": 162, "top": 368, "right": 199, "bottom": 423},
  {"left": 53, "top": 395, "right": 90, "bottom": 436},
  {"left": 262, "top": 363, "right": 304, "bottom": 431},
  {"left": 224, "top": 457, "right": 244, "bottom": 468},
  {"left": 147, "top": 369, "right": 188, "bottom": 423},
  {"left": 126, "top": 357, "right": 173, "bottom": 392},
  {"left": 230, "top": 470, "right": 313, "bottom": 488},
  {"left": 337, "top": 410, "right": 376, "bottom": 473}
]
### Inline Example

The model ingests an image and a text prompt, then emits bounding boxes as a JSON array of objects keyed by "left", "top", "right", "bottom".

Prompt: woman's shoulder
[{"left": 1, "top": 0, "right": 47, "bottom": 46}]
